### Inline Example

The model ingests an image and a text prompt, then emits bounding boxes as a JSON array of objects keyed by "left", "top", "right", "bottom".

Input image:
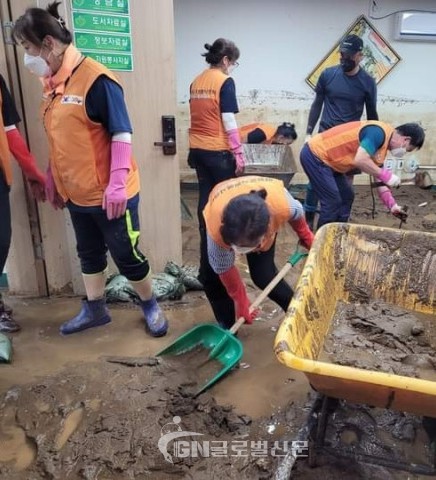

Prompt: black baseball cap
[{"left": 339, "top": 34, "right": 363, "bottom": 54}]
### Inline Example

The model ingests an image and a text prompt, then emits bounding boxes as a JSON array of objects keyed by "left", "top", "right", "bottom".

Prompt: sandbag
[
  {"left": 104, "top": 261, "right": 202, "bottom": 303},
  {"left": 164, "top": 261, "right": 203, "bottom": 290}
]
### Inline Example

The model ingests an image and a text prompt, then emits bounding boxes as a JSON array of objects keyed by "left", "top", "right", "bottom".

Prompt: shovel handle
[{"left": 229, "top": 251, "right": 308, "bottom": 335}]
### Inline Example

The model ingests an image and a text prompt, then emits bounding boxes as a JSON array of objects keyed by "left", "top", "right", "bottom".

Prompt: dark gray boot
[{"left": 60, "top": 298, "right": 111, "bottom": 335}]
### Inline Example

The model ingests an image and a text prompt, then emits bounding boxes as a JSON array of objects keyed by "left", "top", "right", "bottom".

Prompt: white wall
[{"left": 174, "top": 0, "right": 436, "bottom": 180}]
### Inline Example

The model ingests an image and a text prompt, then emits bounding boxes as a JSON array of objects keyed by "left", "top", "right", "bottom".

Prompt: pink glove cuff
[
  {"left": 377, "top": 168, "right": 392, "bottom": 184},
  {"left": 111, "top": 141, "right": 132, "bottom": 172},
  {"left": 108, "top": 167, "right": 129, "bottom": 188},
  {"left": 378, "top": 187, "right": 396, "bottom": 210},
  {"left": 226, "top": 128, "right": 243, "bottom": 154}
]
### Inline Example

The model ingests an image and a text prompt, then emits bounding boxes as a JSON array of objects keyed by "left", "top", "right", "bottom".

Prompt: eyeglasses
[{"left": 233, "top": 61, "right": 239, "bottom": 68}]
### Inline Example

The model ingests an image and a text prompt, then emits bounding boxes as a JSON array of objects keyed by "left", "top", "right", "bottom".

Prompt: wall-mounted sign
[
  {"left": 70, "top": 0, "right": 133, "bottom": 71},
  {"left": 71, "top": 0, "right": 129, "bottom": 15}
]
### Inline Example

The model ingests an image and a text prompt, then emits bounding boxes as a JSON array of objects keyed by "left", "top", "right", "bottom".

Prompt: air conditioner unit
[{"left": 396, "top": 11, "right": 436, "bottom": 41}]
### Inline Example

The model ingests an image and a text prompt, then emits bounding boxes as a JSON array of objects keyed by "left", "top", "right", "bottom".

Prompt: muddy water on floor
[
  {"left": 0, "top": 296, "right": 308, "bottom": 421},
  {"left": 0, "top": 408, "right": 36, "bottom": 471},
  {"left": 54, "top": 405, "right": 85, "bottom": 450}
]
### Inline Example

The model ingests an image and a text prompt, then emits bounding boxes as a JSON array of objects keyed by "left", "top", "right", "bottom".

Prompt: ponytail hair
[
  {"left": 202, "top": 38, "right": 240, "bottom": 66},
  {"left": 12, "top": 1, "right": 72, "bottom": 47}
]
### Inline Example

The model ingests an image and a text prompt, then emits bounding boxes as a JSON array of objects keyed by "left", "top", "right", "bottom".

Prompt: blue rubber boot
[
  {"left": 139, "top": 296, "right": 168, "bottom": 337},
  {"left": 60, "top": 298, "right": 111, "bottom": 335}
]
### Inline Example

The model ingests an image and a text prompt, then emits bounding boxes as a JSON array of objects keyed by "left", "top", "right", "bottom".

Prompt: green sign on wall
[
  {"left": 74, "top": 32, "right": 131, "bottom": 53},
  {"left": 72, "top": 12, "right": 130, "bottom": 34},
  {"left": 82, "top": 51, "right": 133, "bottom": 71},
  {"left": 71, "top": 0, "right": 133, "bottom": 71},
  {"left": 72, "top": 0, "right": 129, "bottom": 15}
]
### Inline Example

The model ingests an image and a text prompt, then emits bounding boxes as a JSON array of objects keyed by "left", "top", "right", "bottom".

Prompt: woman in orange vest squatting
[
  {"left": 202, "top": 175, "right": 314, "bottom": 329},
  {"left": 0, "top": 74, "right": 46, "bottom": 333},
  {"left": 12, "top": 2, "right": 168, "bottom": 337},
  {"left": 300, "top": 121, "right": 425, "bottom": 230},
  {"left": 239, "top": 122, "right": 297, "bottom": 145}
]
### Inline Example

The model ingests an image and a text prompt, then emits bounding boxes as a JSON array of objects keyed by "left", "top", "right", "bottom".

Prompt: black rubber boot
[{"left": 60, "top": 298, "right": 111, "bottom": 335}]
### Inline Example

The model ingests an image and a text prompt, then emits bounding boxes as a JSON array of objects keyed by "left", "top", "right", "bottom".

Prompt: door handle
[{"left": 154, "top": 115, "right": 176, "bottom": 155}]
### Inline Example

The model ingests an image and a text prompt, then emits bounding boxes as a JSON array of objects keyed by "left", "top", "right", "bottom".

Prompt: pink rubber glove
[
  {"left": 227, "top": 128, "right": 245, "bottom": 175},
  {"left": 377, "top": 186, "right": 396, "bottom": 210},
  {"left": 45, "top": 165, "right": 65, "bottom": 209},
  {"left": 378, "top": 168, "right": 401, "bottom": 188},
  {"left": 102, "top": 141, "right": 132, "bottom": 220}
]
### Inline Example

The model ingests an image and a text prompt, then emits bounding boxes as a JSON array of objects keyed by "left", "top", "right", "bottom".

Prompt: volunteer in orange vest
[
  {"left": 300, "top": 121, "right": 425, "bottom": 229},
  {"left": 0, "top": 74, "right": 46, "bottom": 333},
  {"left": 188, "top": 38, "right": 244, "bottom": 230},
  {"left": 202, "top": 176, "right": 314, "bottom": 329},
  {"left": 13, "top": 2, "right": 168, "bottom": 337},
  {"left": 239, "top": 122, "right": 297, "bottom": 145}
]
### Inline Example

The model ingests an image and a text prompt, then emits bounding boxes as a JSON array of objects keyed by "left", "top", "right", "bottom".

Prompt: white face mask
[
  {"left": 390, "top": 146, "right": 407, "bottom": 159},
  {"left": 231, "top": 244, "right": 256, "bottom": 255},
  {"left": 24, "top": 52, "right": 51, "bottom": 77}
]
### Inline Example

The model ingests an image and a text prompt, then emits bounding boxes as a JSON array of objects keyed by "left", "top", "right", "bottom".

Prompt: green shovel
[{"left": 157, "top": 248, "right": 307, "bottom": 395}]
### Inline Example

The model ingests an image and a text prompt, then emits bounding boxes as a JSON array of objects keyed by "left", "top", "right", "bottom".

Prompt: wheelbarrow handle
[{"left": 229, "top": 251, "right": 308, "bottom": 335}]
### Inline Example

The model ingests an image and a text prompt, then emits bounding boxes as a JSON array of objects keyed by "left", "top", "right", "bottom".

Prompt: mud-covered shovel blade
[
  {"left": 0, "top": 333, "right": 12, "bottom": 363},
  {"left": 156, "top": 324, "right": 243, "bottom": 395}
]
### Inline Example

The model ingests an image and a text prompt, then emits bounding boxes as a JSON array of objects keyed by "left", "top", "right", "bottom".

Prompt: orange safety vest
[
  {"left": 189, "top": 68, "right": 230, "bottom": 151},
  {"left": 0, "top": 91, "right": 12, "bottom": 186},
  {"left": 309, "top": 121, "right": 394, "bottom": 173},
  {"left": 239, "top": 123, "right": 277, "bottom": 144},
  {"left": 41, "top": 57, "right": 139, "bottom": 206},
  {"left": 203, "top": 176, "right": 291, "bottom": 252}
]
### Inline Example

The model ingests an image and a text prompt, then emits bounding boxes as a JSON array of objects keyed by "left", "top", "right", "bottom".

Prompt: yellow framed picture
[{"left": 306, "top": 15, "right": 401, "bottom": 90}]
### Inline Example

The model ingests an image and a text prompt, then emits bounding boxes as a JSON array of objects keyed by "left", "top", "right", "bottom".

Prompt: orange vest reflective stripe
[
  {"left": 239, "top": 123, "right": 277, "bottom": 144},
  {"left": 41, "top": 57, "right": 139, "bottom": 206},
  {"left": 0, "top": 92, "right": 12, "bottom": 186},
  {"left": 189, "top": 68, "right": 230, "bottom": 151},
  {"left": 309, "top": 121, "right": 394, "bottom": 173},
  {"left": 203, "top": 176, "right": 290, "bottom": 251}
]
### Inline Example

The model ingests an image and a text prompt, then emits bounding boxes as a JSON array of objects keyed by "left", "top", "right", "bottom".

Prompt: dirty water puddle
[{"left": 0, "top": 408, "right": 36, "bottom": 471}]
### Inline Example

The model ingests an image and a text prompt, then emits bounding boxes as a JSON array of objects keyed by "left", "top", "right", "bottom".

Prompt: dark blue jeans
[
  {"left": 67, "top": 194, "right": 150, "bottom": 281},
  {"left": 0, "top": 170, "right": 11, "bottom": 274},
  {"left": 300, "top": 144, "right": 355, "bottom": 229}
]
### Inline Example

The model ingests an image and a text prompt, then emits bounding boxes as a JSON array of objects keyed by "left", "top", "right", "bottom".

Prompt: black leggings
[
  {"left": 199, "top": 228, "right": 293, "bottom": 329},
  {"left": 188, "top": 148, "right": 236, "bottom": 231},
  {"left": 0, "top": 170, "right": 11, "bottom": 274},
  {"left": 68, "top": 195, "right": 150, "bottom": 281}
]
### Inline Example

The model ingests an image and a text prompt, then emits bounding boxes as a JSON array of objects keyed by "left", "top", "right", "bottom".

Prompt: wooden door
[{"left": 1, "top": 0, "right": 181, "bottom": 295}]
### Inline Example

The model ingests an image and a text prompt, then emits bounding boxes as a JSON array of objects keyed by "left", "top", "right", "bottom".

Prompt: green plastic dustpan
[
  {"left": 157, "top": 249, "right": 307, "bottom": 395},
  {"left": 0, "top": 333, "right": 12, "bottom": 363},
  {"left": 157, "top": 323, "right": 243, "bottom": 395}
]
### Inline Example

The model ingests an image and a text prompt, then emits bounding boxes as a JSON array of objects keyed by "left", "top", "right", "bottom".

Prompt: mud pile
[
  {"left": 324, "top": 300, "right": 436, "bottom": 379},
  {"left": 0, "top": 355, "right": 293, "bottom": 479}
]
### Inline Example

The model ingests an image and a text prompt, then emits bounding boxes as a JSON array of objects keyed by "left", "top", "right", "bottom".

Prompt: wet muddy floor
[{"left": 0, "top": 185, "right": 435, "bottom": 479}]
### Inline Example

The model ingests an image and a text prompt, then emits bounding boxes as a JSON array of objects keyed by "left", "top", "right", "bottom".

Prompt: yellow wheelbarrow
[{"left": 274, "top": 223, "right": 436, "bottom": 476}]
